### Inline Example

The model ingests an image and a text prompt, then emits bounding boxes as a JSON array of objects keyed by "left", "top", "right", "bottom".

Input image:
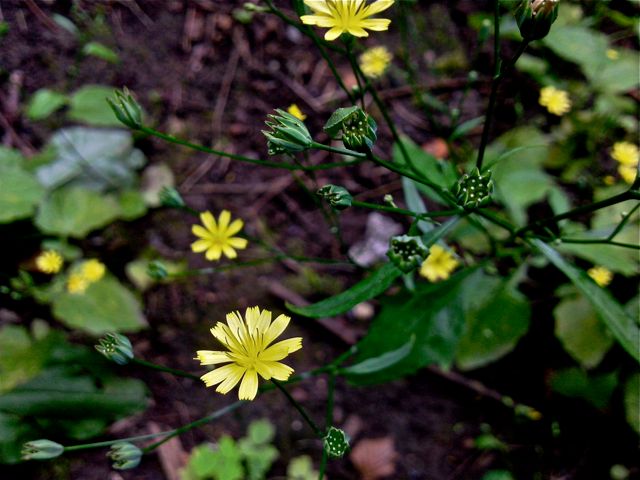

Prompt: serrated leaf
[
  {"left": 286, "top": 262, "right": 402, "bottom": 318},
  {"left": 342, "top": 335, "right": 415, "bottom": 376},
  {"left": 68, "top": 85, "right": 121, "bottom": 126},
  {"left": 26, "top": 89, "right": 68, "bottom": 120},
  {"left": 52, "top": 276, "right": 146, "bottom": 335},
  {"left": 533, "top": 239, "right": 639, "bottom": 363},
  {"left": 35, "top": 187, "right": 121, "bottom": 238}
]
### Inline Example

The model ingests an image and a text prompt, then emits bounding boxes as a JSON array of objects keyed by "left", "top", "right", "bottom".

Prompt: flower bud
[
  {"left": 95, "top": 333, "right": 134, "bottom": 365},
  {"left": 159, "top": 186, "right": 185, "bottom": 209},
  {"left": 262, "top": 109, "right": 313, "bottom": 155},
  {"left": 108, "top": 442, "right": 142, "bottom": 470},
  {"left": 324, "top": 427, "right": 349, "bottom": 458},
  {"left": 107, "top": 87, "right": 143, "bottom": 129},
  {"left": 317, "top": 184, "right": 353, "bottom": 210},
  {"left": 387, "top": 235, "right": 428, "bottom": 273},
  {"left": 147, "top": 260, "right": 168, "bottom": 280},
  {"left": 515, "top": 0, "right": 559, "bottom": 41},
  {"left": 454, "top": 168, "right": 493, "bottom": 208},
  {"left": 21, "top": 439, "right": 64, "bottom": 460},
  {"left": 324, "top": 106, "right": 377, "bottom": 151}
]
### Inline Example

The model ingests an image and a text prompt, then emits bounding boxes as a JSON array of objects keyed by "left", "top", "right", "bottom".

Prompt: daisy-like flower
[
  {"left": 287, "top": 104, "right": 307, "bottom": 121},
  {"left": 196, "top": 307, "right": 303, "bottom": 401},
  {"left": 191, "top": 210, "right": 248, "bottom": 261},
  {"left": 35, "top": 250, "right": 63, "bottom": 274},
  {"left": 611, "top": 142, "right": 639, "bottom": 184},
  {"left": 300, "top": 0, "right": 394, "bottom": 42},
  {"left": 359, "top": 45, "right": 392, "bottom": 78},
  {"left": 587, "top": 266, "right": 613, "bottom": 287},
  {"left": 539, "top": 86, "right": 571, "bottom": 116},
  {"left": 81, "top": 259, "right": 106, "bottom": 283},
  {"left": 67, "top": 273, "right": 89, "bottom": 294},
  {"left": 419, "top": 245, "right": 459, "bottom": 282}
]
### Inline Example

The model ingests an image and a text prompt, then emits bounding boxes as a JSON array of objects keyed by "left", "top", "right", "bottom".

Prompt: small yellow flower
[
  {"left": 618, "top": 164, "right": 637, "bottom": 184},
  {"left": 611, "top": 142, "right": 639, "bottom": 167},
  {"left": 35, "top": 250, "right": 63, "bottom": 274},
  {"left": 287, "top": 104, "right": 307, "bottom": 121},
  {"left": 359, "top": 45, "right": 392, "bottom": 78},
  {"left": 539, "top": 86, "right": 571, "bottom": 116},
  {"left": 300, "top": 0, "right": 394, "bottom": 41},
  {"left": 419, "top": 245, "right": 459, "bottom": 283},
  {"left": 588, "top": 266, "right": 613, "bottom": 287},
  {"left": 191, "top": 210, "right": 248, "bottom": 261},
  {"left": 81, "top": 259, "right": 106, "bottom": 283},
  {"left": 67, "top": 273, "right": 89, "bottom": 294},
  {"left": 606, "top": 49, "right": 619, "bottom": 60},
  {"left": 603, "top": 175, "right": 616, "bottom": 186},
  {"left": 196, "top": 306, "right": 303, "bottom": 400}
]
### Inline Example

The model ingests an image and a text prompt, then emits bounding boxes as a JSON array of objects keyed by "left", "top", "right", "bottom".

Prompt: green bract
[
  {"left": 21, "top": 439, "right": 64, "bottom": 461},
  {"left": 108, "top": 442, "right": 142, "bottom": 470},
  {"left": 317, "top": 184, "right": 353, "bottom": 210},
  {"left": 107, "top": 87, "right": 143, "bottom": 129},
  {"left": 323, "top": 427, "right": 349, "bottom": 458},
  {"left": 262, "top": 109, "right": 313, "bottom": 155},
  {"left": 387, "top": 235, "right": 428, "bottom": 273},
  {"left": 324, "top": 106, "right": 377, "bottom": 150},
  {"left": 515, "top": 0, "right": 559, "bottom": 42},
  {"left": 95, "top": 333, "right": 134, "bottom": 365},
  {"left": 454, "top": 168, "right": 494, "bottom": 208}
]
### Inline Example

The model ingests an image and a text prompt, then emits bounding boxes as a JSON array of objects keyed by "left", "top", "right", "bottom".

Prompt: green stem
[
  {"left": 311, "top": 141, "right": 366, "bottom": 158},
  {"left": 607, "top": 201, "right": 640, "bottom": 240},
  {"left": 131, "top": 358, "right": 200, "bottom": 381},
  {"left": 558, "top": 238, "right": 640, "bottom": 250},
  {"left": 351, "top": 199, "right": 460, "bottom": 219},
  {"left": 344, "top": 39, "right": 365, "bottom": 108},
  {"left": 272, "top": 379, "right": 324, "bottom": 437},
  {"left": 318, "top": 446, "right": 329, "bottom": 480}
]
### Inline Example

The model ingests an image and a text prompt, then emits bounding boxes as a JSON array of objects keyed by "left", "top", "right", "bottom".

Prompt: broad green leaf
[
  {"left": 342, "top": 335, "right": 415, "bottom": 376},
  {"left": 550, "top": 367, "right": 618, "bottom": 409},
  {"left": 543, "top": 26, "right": 609, "bottom": 80},
  {"left": 455, "top": 274, "right": 530, "bottom": 370},
  {"left": 352, "top": 267, "right": 480, "bottom": 385},
  {"left": 0, "top": 165, "right": 45, "bottom": 223},
  {"left": 118, "top": 190, "right": 147, "bottom": 220},
  {"left": 82, "top": 41, "right": 119, "bottom": 63},
  {"left": 26, "top": 89, "right": 68, "bottom": 120},
  {"left": 624, "top": 374, "right": 640, "bottom": 435},
  {"left": 593, "top": 50, "right": 640, "bottom": 94},
  {"left": 68, "top": 85, "right": 121, "bottom": 126},
  {"left": 52, "top": 276, "right": 146, "bottom": 334},
  {"left": 533, "top": 239, "right": 639, "bottom": 363},
  {"left": 286, "top": 262, "right": 402, "bottom": 318},
  {"left": 554, "top": 291, "right": 613, "bottom": 369},
  {"left": 35, "top": 187, "right": 121, "bottom": 238},
  {"left": 35, "top": 126, "right": 146, "bottom": 192},
  {"left": 246, "top": 419, "right": 275, "bottom": 445},
  {"left": 287, "top": 455, "right": 319, "bottom": 480}
]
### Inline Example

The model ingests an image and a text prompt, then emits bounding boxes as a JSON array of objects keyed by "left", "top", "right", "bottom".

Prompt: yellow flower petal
[
  {"left": 200, "top": 211, "right": 217, "bottom": 233},
  {"left": 216, "top": 365, "right": 246, "bottom": 394},
  {"left": 218, "top": 210, "right": 231, "bottom": 231},
  {"left": 191, "top": 239, "right": 211, "bottom": 252},
  {"left": 196, "top": 351, "right": 232, "bottom": 365},
  {"left": 260, "top": 338, "right": 303, "bottom": 362},
  {"left": 265, "top": 361, "right": 294, "bottom": 381},
  {"left": 192, "top": 225, "right": 211, "bottom": 239},
  {"left": 263, "top": 314, "right": 291, "bottom": 346},
  {"left": 226, "top": 219, "right": 244, "bottom": 237},
  {"left": 222, "top": 245, "right": 238, "bottom": 259},
  {"left": 238, "top": 369, "right": 259, "bottom": 400},
  {"left": 205, "top": 245, "right": 222, "bottom": 261},
  {"left": 201, "top": 364, "right": 239, "bottom": 387}
]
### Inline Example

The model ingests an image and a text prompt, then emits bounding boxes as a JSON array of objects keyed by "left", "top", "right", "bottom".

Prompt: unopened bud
[
  {"left": 387, "top": 235, "right": 428, "bottom": 273},
  {"left": 21, "top": 439, "right": 64, "bottom": 461},
  {"left": 454, "top": 168, "right": 493, "bottom": 208},
  {"left": 324, "top": 106, "right": 377, "bottom": 151},
  {"left": 515, "top": 0, "right": 559, "bottom": 41},
  {"left": 95, "top": 333, "right": 134, "bottom": 365},
  {"left": 324, "top": 427, "right": 349, "bottom": 458},
  {"left": 159, "top": 186, "right": 185, "bottom": 209},
  {"left": 147, "top": 260, "right": 169, "bottom": 280},
  {"left": 317, "top": 184, "right": 353, "bottom": 210},
  {"left": 107, "top": 87, "right": 143, "bottom": 129},
  {"left": 262, "top": 109, "right": 313, "bottom": 155},
  {"left": 108, "top": 442, "right": 142, "bottom": 470}
]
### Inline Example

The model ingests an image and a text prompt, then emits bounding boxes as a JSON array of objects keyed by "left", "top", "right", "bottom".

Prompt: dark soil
[{"left": 1, "top": 1, "right": 638, "bottom": 479}]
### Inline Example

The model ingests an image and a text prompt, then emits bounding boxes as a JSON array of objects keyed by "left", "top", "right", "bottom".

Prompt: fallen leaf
[{"left": 350, "top": 437, "right": 398, "bottom": 480}]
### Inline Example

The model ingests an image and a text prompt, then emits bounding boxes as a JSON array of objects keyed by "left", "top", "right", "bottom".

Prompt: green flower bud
[
  {"left": 159, "top": 186, "right": 185, "bottom": 209},
  {"left": 108, "top": 442, "right": 142, "bottom": 470},
  {"left": 317, "top": 184, "right": 353, "bottom": 210},
  {"left": 454, "top": 168, "right": 493, "bottom": 208},
  {"left": 147, "top": 260, "right": 169, "bottom": 280},
  {"left": 262, "top": 109, "right": 313, "bottom": 155},
  {"left": 515, "top": 0, "right": 559, "bottom": 41},
  {"left": 387, "top": 235, "right": 428, "bottom": 273},
  {"left": 107, "top": 87, "right": 143, "bottom": 129},
  {"left": 324, "top": 106, "right": 377, "bottom": 151},
  {"left": 21, "top": 439, "right": 64, "bottom": 461},
  {"left": 323, "top": 427, "right": 349, "bottom": 458},
  {"left": 95, "top": 333, "right": 134, "bottom": 365}
]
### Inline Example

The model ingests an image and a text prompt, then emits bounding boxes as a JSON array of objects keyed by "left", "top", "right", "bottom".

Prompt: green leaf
[
  {"left": 246, "top": 419, "right": 275, "bottom": 445},
  {"left": 0, "top": 164, "right": 45, "bottom": 223},
  {"left": 554, "top": 290, "right": 614, "bottom": 369},
  {"left": 35, "top": 187, "right": 121, "bottom": 238},
  {"left": 533, "top": 239, "right": 639, "bottom": 363},
  {"left": 352, "top": 267, "right": 479, "bottom": 385},
  {"left": 450, "top": 116, "right": 484, "bottom": 140},
  {"left": 118, "top": 190, "right": 147, "bottom": 220},
  {"left": 455, "top": 274, "right": 531, "bottom": 370},
  {"left": 35, "top": 126, "right": 146, "bottom": 191},
  {"left": 26, "top": 89, "right": 68, "bottom": 120},
  {"left": 342, "top": 335, "right": 415, "bottom": 376},
  {"left": 543, "top": 26, "right": 609, "bottom": 79},
  {"left": 558, "top": 243, "right": 638, "bottom": 277},
  {"left": 0, "top": 412, "right": 33, "bottom": 464},
  {"left": 549, "top": 367, "right": 618, "bottom": 409},
  {"left": 402, "top": 176, "right": 432, "bottom": 233},
  {"left": 624, "top": 374, "right": 640, "bottom": 435},
  {"left": 287, "top": 455, "right": 318, "bottom": 480},
  {"left": 52, "top": 276, "right": 146, "bottom": 335},
  {"left": 68, "top": 85, "right": 121, "bottom": 126},
  {"left": 82, "top": 41, "right": 119, "bottom": 63},
  {"left": 286, "top": 262, "right": 402, "bottom": 318}
]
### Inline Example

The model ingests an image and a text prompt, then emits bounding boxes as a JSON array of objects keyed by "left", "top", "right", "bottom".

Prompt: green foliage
[
  {"left": 623, "top": 374, "right": 640, "bottom": 435},
  {"left": 52, "top": 276, "right": 146, "bottom": 335},
  {"left": 68, "top": 85, "right": 122, "bottom": 126},
  {"left": 0, "top": 323, "right": 147, "bottom": 464},
  {"left": 26, "top": 89, "right": 68, "bottom": 120},
  {"left": 0, "top": 151, "right": 45, "bottom": 224},
  {"left": 82, "top": 41, "right": 119, "bottom": 63},
  {"left": 342, "top": 335, "right": 415, "bottom": 377},
  {"left": 287, "top": 456, "right": 318, "bottom": 480},
  {"left": 550, "top": 367, "right": 618, "bottom": 409}
]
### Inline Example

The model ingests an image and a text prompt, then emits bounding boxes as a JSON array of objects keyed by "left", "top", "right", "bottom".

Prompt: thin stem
[
  {"left": 558, "top": 238, "right": 640, "bottom": 250},
  {"left": 318, "top": 446, "right": 329, "bottom": 480},
  {"left": 272, "top": 379, "right": 323, "bottom": 437},
  {"left": 607, "top": 201, "right": 640, "bottom": 240},
  {"left": 345, "top": 39, "right": 365, "bottom": 108},
  {"left": 325, "top": 371, "right": 336, "bottom": 429},
  {"left": 131, "top": 358, "right": 200, "bottom": 381},
  {"left": 311, "top": 141, "right": 366, "bottom": 158},
  {"left": 351, "top": 199, "right": 460, "bottom": 219}
]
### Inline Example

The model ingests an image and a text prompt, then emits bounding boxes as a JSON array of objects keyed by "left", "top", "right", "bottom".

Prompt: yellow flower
[
  {"left": 191, "top": 210, "right": 248, "bottom": 261},
  {"left": 419, "top": 245, "right": 459, "bottom": 282},
  {"left": 67, "top": 273, "right": 89, "bottom": 294},
  {"left": 359, "top": 45, "right": 392, "bottom": 78},
  {"left": 300, "top": 0, "right": 394, "bottom": 41},
  {"left": 539, "top": 86, "right": 571, "bottom": 116},
  {"left": 618, "top": 164, "right": 637, "bottom": 184},
  {"left": 287, "top": 104, "right": 307, "bottom": 121},
  {"left": 603, "top": 175, "right": 615, "bottom": 186},
  {"left": 196, "top": 307, "right": 302, "bottom": 400},
  {"left": 588, "top": 266, "right": 613, "bottom": 287},
  {"left": 35, "top": 250, "right": 63, "bottom": 274},
  {"left": 611, "top": 142, "right": 639, "bottom": 167},
  {"left": 81, "top": 259, "right": 106, "bottom": 283},
  {"left": 606, "top": 49, "right": 619, "bottom": 60}
]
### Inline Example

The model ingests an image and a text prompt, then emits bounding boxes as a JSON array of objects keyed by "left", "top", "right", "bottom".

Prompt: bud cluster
[
  {"left": 107, "top": 87, "right": 143, "bottom": 129},
  {"left": 317, "top": 184, "right": 353, "bottom": 210},
  {"left": 454, "top": 168, "right": 493, "bottom": 208},
  {"left": 95, "top": 332, "right": 134, "bottom": 365},
  {"left": 324, "top": 106, "right": 377, "bottom": 151},
  {"left": 324, "top": 427, "right": 350, "bottom": 458},
  {"left": 262, "top": 109, "right": 313, "bottom": 155},
  {"left": 387, "top": 235, "right": 429, "bottom": 273}
]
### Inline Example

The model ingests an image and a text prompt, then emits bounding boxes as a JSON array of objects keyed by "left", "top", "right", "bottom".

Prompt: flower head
[
  {"left": 67, "top": 273, "right": 89, "bottom": 294},
  {"left": 359, "top": 45, "right": 392, "bottom": 78},
  {"left": 612, "top": 142, "right": 639, "bottom": 184},
  {"left": 287, "top": 104, "right": 307, "bottom": 121},
  {"left": 419, "top": 245, "right": 459, "bottom": 282},
  {"left": 35, "top": 250, "right": 63, "bottom": 274},
  {"left": 539, "top": 86, "right": 571, "bottom": 116},
  {"left": 588, "top": 266, "right": 613, "bottom": 287},
  {"left": 196, "top": 307, "right": 302, "bottom": 400},
  {"left": 191, "top": 210, "right": 248, "bottom": 261},
  {"left": 301, "top": 0, "right": 394, "bottom": 41},
  {"left": 81, "top": 259, "right": 106, "bottom": 283}
]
